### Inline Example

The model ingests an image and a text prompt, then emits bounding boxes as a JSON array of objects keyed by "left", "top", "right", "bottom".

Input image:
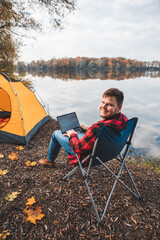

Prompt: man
[{"left": 39, "top": 88, "right": 128, "bottom": 167}]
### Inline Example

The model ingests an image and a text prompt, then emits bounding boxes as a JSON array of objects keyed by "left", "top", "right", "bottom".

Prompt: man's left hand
[{"left": 63, "top": 129, "right": 77, "bottom": 138}]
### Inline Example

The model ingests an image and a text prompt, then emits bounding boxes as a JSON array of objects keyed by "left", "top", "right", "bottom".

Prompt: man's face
[{"left": 99, "top": 96, "right": 122, "bottom": 119}]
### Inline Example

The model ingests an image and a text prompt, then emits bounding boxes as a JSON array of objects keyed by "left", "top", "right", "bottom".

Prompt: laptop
[{"left": 56, "top": 112, "right": 85, "bottom": 134}]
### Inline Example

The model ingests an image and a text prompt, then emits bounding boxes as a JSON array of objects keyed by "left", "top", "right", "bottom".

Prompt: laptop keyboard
[{"left": 74, "top": 127, "right": 84, "bottom": 133}]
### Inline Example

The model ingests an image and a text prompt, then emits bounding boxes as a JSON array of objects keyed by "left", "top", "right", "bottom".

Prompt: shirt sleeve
[{"left": 68, "top": 125, "right": 98, "bottom": 154}]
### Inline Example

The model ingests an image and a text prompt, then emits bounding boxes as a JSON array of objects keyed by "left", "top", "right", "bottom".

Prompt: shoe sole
[{"left": 40, "top": 164, "right": 55, "bottom": 168}]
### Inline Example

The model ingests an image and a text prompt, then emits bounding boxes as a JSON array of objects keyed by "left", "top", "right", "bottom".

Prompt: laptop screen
[{"left": 57, "top": 112, "right": 80, "bottom": 133}]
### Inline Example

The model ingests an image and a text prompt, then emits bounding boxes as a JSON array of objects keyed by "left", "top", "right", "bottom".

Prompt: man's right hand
[{"left": 63, "top": 129, "right": 77, "bottom": 138}]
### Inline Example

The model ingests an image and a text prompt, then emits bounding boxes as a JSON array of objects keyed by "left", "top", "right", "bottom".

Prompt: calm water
[{"left": 28, "top": 74, "right": 160, "bottom": 158}]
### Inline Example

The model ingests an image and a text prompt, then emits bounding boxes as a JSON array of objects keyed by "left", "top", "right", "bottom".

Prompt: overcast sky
[{"left": 20, "top": 0, "right": 160, "bottom": 63}]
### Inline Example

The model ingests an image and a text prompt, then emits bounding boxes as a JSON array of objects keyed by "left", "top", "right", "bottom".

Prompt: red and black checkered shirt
[{"left": 68, "top": 112, "right": 128, "bottom": 166}]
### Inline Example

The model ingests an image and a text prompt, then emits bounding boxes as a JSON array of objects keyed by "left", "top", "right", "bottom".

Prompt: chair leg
[
  {"left": 98, "top": 157, "right": 141, "bottom": 199},
  {"left": 123, "top": 162, "right": 141, "bottom": 198},
  {"left": 63, "top": 158, "right": 102, "bottom": 223},
  {"left": 62, "top": 165, "right": 79, "bottom": 180},
  {"left": 84, "top": 178, "right": 101, "bottom": 223},
  {"left": 100, "top": 160, "right": 124, "bottom": 222},
  {"left": 95, "top": 157, "right": 142, "bottom": 222},
  {"left": 62, "top": 155, "right": 90, "bottom": 181},
  {"left": 62, "top": 155, "right": 141, "bottom": 224}
]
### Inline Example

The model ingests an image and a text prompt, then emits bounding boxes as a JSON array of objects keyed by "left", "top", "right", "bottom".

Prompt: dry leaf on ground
[
  {"left": 0, "top": 230, "right": 10, "bottom": 239},
  {"left": 8, "top": 152, "right": 19, "bottom": 160},
  {"left": 0, "top": 169, "right": 9, "bottom": 175},
  {"left": 25, "top": 161, "right": 37, "bottom": 167},
  {"left": 0, "top": 153, "right": 4, "bottom": 159},
  {"left": 5, "top": 190, "right": 22, "bottom": 201},
  {"left": 26, "top": 197, "right": 36, "bottom": 206},
  {"left": 131, "top": 215, "right": 137, "bottom": 225},
  {"left": 16, "top": 146, "right": 24, "bottom": 150},
  {"left": 24, "top": 206, "right": 44, "bottom": 224}
]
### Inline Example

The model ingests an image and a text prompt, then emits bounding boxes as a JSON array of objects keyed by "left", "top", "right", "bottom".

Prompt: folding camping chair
[{"left": 62, "top": 118, "right": 142, "bottom": 224}]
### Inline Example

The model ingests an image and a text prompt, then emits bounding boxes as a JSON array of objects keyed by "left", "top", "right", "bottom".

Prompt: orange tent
[{"left": 0, "top": 73, "right": 49, "bottom": 144}]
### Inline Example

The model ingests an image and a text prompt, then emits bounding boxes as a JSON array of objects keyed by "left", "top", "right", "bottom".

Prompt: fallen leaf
[
  {"left": 16, "top": 146, "right": 24, "bottom": 150},
  {"left": 53, "top": 221, "right": 60, "bottom": 224},
  {"left": 24, "top": 206, "right": 44, "bottom": 224},
  {"left": 5, "top": 190, "right": 22, "bottom": 201},
  {"left": 57, "top": 233, "right": 62, "bottom": 237},
  {"left": 0, "top": 153, "right": 4, "bottom": 159},
  {"left": 25, "top": 161, "right": 37, "bottom": 167},
  {"left": 113, "top": 216, "right": 119, "bottom": 222},
  {"left": 8, "top": 152, "right": 19, "bottom": 160},
  {"left": 104, "top": 235, "right": 111, "bottom": 239},
  {"left": 131, "top": 215, "right": 137, "bottom": 225},
  {"left": 26, "top": 197, "right": 36, "bottom": 206},
  {"left": 0, "top": 230, "right": 10, "bottom": 239},
  {"left": 61, "top": 228, "right": 66, "bottom": 232},
  {"left": 0, "top": 169, "right": 8, "bottom": 175},
  {"left": 125, "top": 222, "right": 132, "bottom": 227}
]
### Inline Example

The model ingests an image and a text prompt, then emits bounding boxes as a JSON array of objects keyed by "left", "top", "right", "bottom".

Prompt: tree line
[{"left": 17, "top": 57, "right": 160, "bottom": 78}]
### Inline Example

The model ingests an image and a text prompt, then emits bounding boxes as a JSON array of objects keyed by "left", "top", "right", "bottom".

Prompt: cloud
[{"left": 20, "top": 0, "right": 160, "bottom": 62}]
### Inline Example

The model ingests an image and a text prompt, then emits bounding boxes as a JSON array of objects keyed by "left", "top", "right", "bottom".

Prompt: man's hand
[
  {"left": 63, "top": 129, "right": 77, "bottom": 138},
  {"left": 80, "top": 124, "right": 89, "bottom": 131}
]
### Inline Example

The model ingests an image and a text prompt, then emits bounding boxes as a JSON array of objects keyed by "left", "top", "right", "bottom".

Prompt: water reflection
[
  {"left": 27, "top": 74, "right": 160, "bottom": 158},
  {"left": 27, "top": 69, "right": 160, "bottom": 81}
]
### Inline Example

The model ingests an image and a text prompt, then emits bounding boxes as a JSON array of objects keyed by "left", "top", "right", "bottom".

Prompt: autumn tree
[
  {"left": 0, "top": 31, "right": 18, "bottom": 73},
  {"left": 0, "top": 0, "right": 77, "bottom": 32},
  {"left": 0, "top": 1, "right": 18, "bottom": 73},
  {"left": 0, "top": 0, "right": 77, "bottom": 73}
]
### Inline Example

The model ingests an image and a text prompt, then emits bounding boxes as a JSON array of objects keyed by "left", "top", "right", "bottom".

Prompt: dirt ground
[{"left": 0, "top": 118, "right": 160, "bottom": 240}]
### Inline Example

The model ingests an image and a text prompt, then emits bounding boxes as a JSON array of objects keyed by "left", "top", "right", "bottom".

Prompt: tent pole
[{"left": 33, "top": 89, "right": 49, "bottom": 115}]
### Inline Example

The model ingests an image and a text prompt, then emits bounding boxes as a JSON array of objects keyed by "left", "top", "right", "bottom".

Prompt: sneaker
[{"left": 39, "top": 158, "right": 55, "bottom": 167}]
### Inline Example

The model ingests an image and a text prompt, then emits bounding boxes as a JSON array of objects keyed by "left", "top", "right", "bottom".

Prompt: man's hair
[{"left": 103, "top": 88, "right": 124, "bottom": 106}]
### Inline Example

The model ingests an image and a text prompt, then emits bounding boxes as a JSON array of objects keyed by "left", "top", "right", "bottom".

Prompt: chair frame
[{"left": 62, "top": 118, "right": 142, "bottom": 224}]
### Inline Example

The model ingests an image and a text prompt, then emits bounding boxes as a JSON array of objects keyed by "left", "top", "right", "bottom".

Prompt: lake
[{"left": 27, "top": 74, "right": 160, "bottom": 158}]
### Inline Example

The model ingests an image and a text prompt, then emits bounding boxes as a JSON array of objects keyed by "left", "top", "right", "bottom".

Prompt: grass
[{"left": 127, "top": 154, "right": 160, "bottom": 173}]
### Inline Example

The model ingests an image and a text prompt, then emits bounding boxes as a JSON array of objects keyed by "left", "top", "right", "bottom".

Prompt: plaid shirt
[{"left": 68, "top": 112, "right": 128, "bottom": 166}]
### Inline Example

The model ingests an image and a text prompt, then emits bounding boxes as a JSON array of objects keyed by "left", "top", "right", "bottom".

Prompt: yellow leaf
[
  {"left": 5, "top": 190, "right": 21, "bottom": 201},
  {"left": 25, "top": 161, "right": 37, "bottom": 167},
  {"left": 0, "top": 230, "right": 10, "bottom": 239},
  {"left": 16, "top": 146, "right": 24, "bottom": 150},
  {"left": 26, "top": 197, "right": 36, "bottom": 206},
  {"left": 0, "top": 153, "right": 4, "bottom": 159},
  {"left": 8, "top": 152, "right": 19, "bottom": 160},
  {"left": 24, "top": 206, "right": 44, "bottom": 224},
  {"left": 0, "top": 169, "right": 9, "bottom": 175}
]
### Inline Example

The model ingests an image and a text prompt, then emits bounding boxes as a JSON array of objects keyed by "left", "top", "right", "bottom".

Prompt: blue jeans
[{"left": 47, "top": 130, "right": 85, "bottom": 162}]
